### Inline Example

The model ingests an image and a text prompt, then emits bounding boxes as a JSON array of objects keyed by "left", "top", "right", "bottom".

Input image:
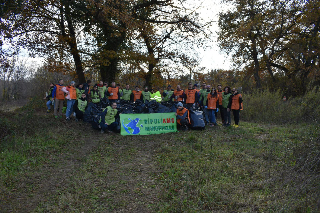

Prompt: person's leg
[
  {"left": 66, "top": 100, "right": 72, "bottom": 119},
  {"left": 100, "top": 121, "right": 108, "bottom": 131},
  {"left": 212, "top": 110, "right": 217, "bottom": 125},
  {"left": 58, "top": 99, "right": 64, "bottom": 117},
  {"left": 108, "top": 122, "right": 118, "bottom": 132},
  {"left": 204, "top": 108, "right": 209, "bottom": 124},
  {"left": 46, "top": 100, "right": 52, "bottom": 110},
  {"left": 54, "top": 99, "right": 59, "bottom": 117},
  {"left": 219, "top": 105, "right": 224, "bottom": 123},
  {"left": 233, "top": 110, "right": 240, "bottom": 125}
]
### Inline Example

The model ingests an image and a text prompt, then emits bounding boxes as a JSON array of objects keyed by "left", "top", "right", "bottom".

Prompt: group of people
[{"left": 45, "top": 79, "right": 243, "bottom": 133}]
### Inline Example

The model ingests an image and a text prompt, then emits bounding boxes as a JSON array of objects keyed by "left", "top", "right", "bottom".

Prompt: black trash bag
[{"left": 189, "top": 110, "right": 205, "bottom": 130}]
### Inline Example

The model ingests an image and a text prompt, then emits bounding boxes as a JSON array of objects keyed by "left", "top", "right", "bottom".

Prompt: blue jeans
[
  {"left": 208, "top": 109, "right": 216, "bottom": 124},
  {"left": 203, "top": 107, "right": 210, "bottom": 123},
  {"left": 66, "top": 99, "right": 76, "bottom": 118},
  {"left": 46, "top": 99, "right": 54, "bottom": 110},
  {"left": 100, "top": 121, "right": 118, "bottom": 132}
]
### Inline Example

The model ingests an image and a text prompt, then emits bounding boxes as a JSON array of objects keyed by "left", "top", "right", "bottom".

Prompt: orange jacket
[
  {"left": 108, "top": 87, "right": 119, "bottom": 100},
  {"left": 173, "top": 90, "right": 184, "bottom": 102},
  {"left": 132, "top": 90, "right": 142, "bottom": 102},
  {"left": 55, "top": 85, "right": 65, "bottom": 100},
  {"left": 185, "top": 89, "right": 196, "bottom": 104},
  {"left": 230, "top": 93, "right": 243, "bottom": 110},
  {"left": 207, "top": 94, "right": 218, "bottom": 110},
  {"left": 176, "top": 108, "right": 190, "bottom": 125}
]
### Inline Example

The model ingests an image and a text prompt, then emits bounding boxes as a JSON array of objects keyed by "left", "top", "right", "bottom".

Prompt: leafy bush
[{"left": 241, "top": 88, "right": 320, "bottom": 124}]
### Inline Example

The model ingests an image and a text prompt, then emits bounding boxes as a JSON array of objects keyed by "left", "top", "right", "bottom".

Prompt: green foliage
[{"left": 242, "top": 88, "right": 320, "bottom": 124}]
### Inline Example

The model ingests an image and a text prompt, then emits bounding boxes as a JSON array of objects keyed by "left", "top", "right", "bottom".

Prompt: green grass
[{"left": 0, "top": 109, "right": 319, "bottom": 212}]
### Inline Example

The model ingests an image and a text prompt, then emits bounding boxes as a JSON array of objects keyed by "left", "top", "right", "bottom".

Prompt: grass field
[{"left": 0, "top": 108, "right": 319, "bottom": 212}]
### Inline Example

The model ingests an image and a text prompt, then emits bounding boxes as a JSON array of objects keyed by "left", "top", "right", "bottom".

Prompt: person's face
[
  {"left": 50, "top": 83, "right": 54, "bottom": 87},
  {"left": 104, "top": 82, "right": 108, "bottom": 87},
  {"left": 59, "top": 80, "right": 63, "bottom": 85},
  {"left": 225, "top": 87, "right": 229, "bottom": 92},
  {"left": 136, "top": 87, "right": 139, "bottom": 91},
  {"left": 206, "top": 85, "right": 211, "bottom": 90},
  {"left": 112, "top": 103, "right": 117, "bottom": 109},
  {"left": 79, "top": 84, "right": 83, "bottom": 88},
  {"left": 177, "top": 85, "right": 181, "bottom": 90},
  {"left": 168, "top": 86, "right": 171, "bottom": 90},
  {"left": 94, "top": 86, "right": 97, "bottom": 90},
  {"left": 71, "top": 82, "right": 75, "bottom": 87},
  {"left": 145, "top": 87, "right": 148, "bottom": 91},
  {"left": 232, "top": 88, "right": 236, "bottom": 93},
  {"left": 218, "top": 85, "right": 222, "bottom": 90},
  {"left": 99, "top": 81, "right": 103, "bottom": 85},
  {"left": 126, "top": 85, "right": 130, "bottom": 89},
  {"left": 202, "top": 84, "right": 206, "bottom": 89},
  {"left": 81, "top": 94, "right": 86, "bottom": 99},
  {"left": 178, "top": 106, "right": 183, "bottom": 110},
  {"left": 188, "top": 84, "right": 192, "bottom": 89},
  {"left": 112, "top": 82, "right": 116, "bottom": 87}
]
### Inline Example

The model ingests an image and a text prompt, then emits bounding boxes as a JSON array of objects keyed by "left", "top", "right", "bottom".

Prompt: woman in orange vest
[
  {"left": 227, "top": 88, "right": 243, "bottom": 128},
  {"left": 206, "top": 88, "right": 219, "bottom": 126},
  {"left": 175, "top": 102, "right": 190, "bottom": 130},
  {"left": 62, "top": 81, "right": 77, "bottom": 120}
]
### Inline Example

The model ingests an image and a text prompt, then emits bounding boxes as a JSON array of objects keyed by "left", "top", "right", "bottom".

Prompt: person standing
[
  {"left": 107, "top": 82, "right": 120, "bottom": 103},
  {"left": 97, "top": 80, "right": 105, "bottom": 99},
  {"left": 206, "top": 88, "right": 219, "bottom": 126},
  {"left": 90, "top": 84, "right": 101, "bottom": 103},
  {"left": 228, "top": 88, "right": 243, "bottom": 128},
  {"left": 163, "top": 85, "right": 174, "bottom": 102},
  {"left": 62, "top": 81, "right": 77, "bottom": 120},
  {"left": 76, "top": 83, "right": 85, "bottom": 99},
  {"left": 183, "top": 82, "right": 199, "bottom": 109},
  {"left": 217, "top": 84, "right": 224, "bottom": 124},
  {"left": 83, "top": 80, "right": 91, "bottom": 100},
  {"left": 132, "top": 86, "right": 142, "bottom": 102},
  {"left": 52, "top": 79, "right": 65, "bottom": 118},
  {"left": 222, "top": 86, "right": 232, "bottom": 126},
  {"left": 44, "top": 83, "right": 55, "bottom": 113},
  {"left": 172, "top": 85, "right": 184, "bottom": 102},
  {"left": 121, "top": 84, "right": 132, "bottom": 102},
  {"left": 200, "top": 85, "right": 211, "bottom": 124},
  {"left": 142, "top": 86, "right": 151, "bottom": 103}
]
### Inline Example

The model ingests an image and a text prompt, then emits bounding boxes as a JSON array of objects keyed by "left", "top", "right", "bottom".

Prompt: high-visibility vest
[
  {"left": 108, "top": 87, "right": 119, "bottom": 100},
  {"left": 207, "top": 94, "right": 218, "bottom": 109},
  {"left": 163, "top": 90, "right": 174, "bottom": 102},
  {"left": 142, "top": 91, "right": 151, "bottom": 102},
  {"left": 132, "top": 90, "right": 142, "bottom": 102},
  {"left": 76, "top": 88, "right": 85, "bottom": 99},
  {"left": 98, "top": 85, "right": 105, "bottom": 98},
  {"left": 173, "top": 90, "right": 184, "bottom": 102},
  {"left": 150, "top": 91, "right": 162, "bottom": 103},
  {"left": 201, "top": 90, "right": 211, "bottom": 106},
  {"left": 176, "top": 108, "right": 190, "bottom": 125},
  {"left": 231, "top": 93, "right": 242, "bottom": 110},
  {"left": 78, "top": 99, "right": 87, "bottom": 112},
  {"left": 222, "top": 93, "right": 232, "bottom": 108},
  {"left": 101, "top": 106, "right": 118, "bottom": 124},
  {"left": 69, "top": 86, "right": 77, "bottom": 100},
  {"left": 185, "top": 89, "right": 196, "bottom": 104},
  {"left": 121, "top": 89, "right": 132, "bottom": 101},
  {"left": 55, "top": 85, "right": 65, "bottom": 100},
  {"left": 91, "top": 91, "right": 100, "bottom": 103}
]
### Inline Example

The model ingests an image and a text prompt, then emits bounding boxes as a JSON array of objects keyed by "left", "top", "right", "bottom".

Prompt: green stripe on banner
[{"left": 120, "top": 113, "right": 177, "bottom": 135}]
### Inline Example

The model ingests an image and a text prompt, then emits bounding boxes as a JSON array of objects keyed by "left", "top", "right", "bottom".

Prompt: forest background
[{"left": 1, "top": 0, "right": 319, "bottom": 102}]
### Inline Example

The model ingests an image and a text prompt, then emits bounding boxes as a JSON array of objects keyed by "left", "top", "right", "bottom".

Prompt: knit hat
[
  {"left": 177, "top": 102, "right": 183, "bottom": 107},
  {"left": 70, "top": 81, "right": 75, "bottom": 85}
]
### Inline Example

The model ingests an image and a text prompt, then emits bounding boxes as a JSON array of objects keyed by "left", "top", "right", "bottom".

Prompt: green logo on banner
[{"left": 120, "top": 113, "right": 177, "bottom": 135}]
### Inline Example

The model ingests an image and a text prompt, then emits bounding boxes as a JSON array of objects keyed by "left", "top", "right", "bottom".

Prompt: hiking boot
[
  {"left": 47, "top": 109, "right": 50, "bottom": 113},
  {"left": 101, "top": 129, "right": 105, "bottom": 134},
  {"left": 66, "top": 117, "right": 70, "bottom": 121},
  {"left": 235, "top": 125, "right": 239, "bottom": 128}
]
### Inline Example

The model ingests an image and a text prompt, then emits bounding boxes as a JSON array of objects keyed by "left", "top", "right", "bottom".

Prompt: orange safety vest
[
  {"left": 173, "top": 90, "right": 184, "bottom": 102},
  {"left": 185, "top": 89, "right": 196, "bottom": 104},
  {"left": 231, "top": 94, "right": 242, "bottom": 110},
  {"left": 132, "top": 90, "right": 142, "bottom": 102},
  {"left": 55, "top": 85, "right": 65, "bottom": 100},
  {"left": 217, "top": 91, "right": 223, "bottom": 105},
  {"left": 69, "top": 86, "right": 77, "bottom": 99},
  {"left": 207, "top": 94, "right": 218, "bottom": 110},
  {"left": 176, "top": 108, "right": 190, "bottom": 125},
  {"left": 108, "top": 87, "right": 119, "bottom": 100}
]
